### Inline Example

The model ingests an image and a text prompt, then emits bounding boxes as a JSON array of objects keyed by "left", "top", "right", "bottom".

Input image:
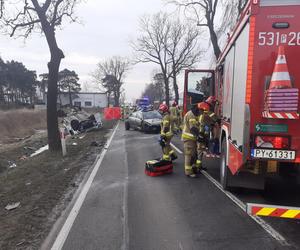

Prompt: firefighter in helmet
[
  {"left": 121, "top": 105, "right": 125, "bottom": 120},
  {"left": 196, "top": 98, "right": 219, "bottom": 170},
  {"left": 181, "top": 104, "right": 202, "bottom": 177},
  {"left": 169, "top": 100, "right": 180, "bottom": 133},
  {"left": 158, "top": 103, "right": 177, "bottom": 161},
  {"left": 196, "top": 102, "right": 210, "bottom": 170},
  {"left": 205, "top": 96, "right": 221, "bottom": 156},
  {"left": 123, "top": 105, "right": 130, "bottom": 120}
]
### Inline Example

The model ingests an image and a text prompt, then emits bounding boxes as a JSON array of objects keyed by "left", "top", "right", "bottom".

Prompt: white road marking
[
  {"left": 200, "top": 170, "right": 289, "bottom": 246},
  {"left": 171, "top": 142, "right": 183, "bottom": 154},
  {"left": 51, "top": 121, "right": 120, "bottom": 250},
  {"left": 122, "top": 144, "right": 129, "bottom": 250},
  {"left": 137, "top": 135, "right": 157, "bottom": 140},
  {"left": 178, "top": 241, "right": 184, "bottom": 250}
]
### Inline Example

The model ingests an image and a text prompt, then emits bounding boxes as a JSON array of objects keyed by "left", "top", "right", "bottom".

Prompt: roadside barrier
[{"left": 104, "top": 107, "right": 121, "bottom": 120}]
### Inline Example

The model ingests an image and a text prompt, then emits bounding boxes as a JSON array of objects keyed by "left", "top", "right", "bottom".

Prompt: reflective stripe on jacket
[
  {"left": 161, "top": 113, "right": 173, "bottom": 138},
  {"left": 181, "top": 110, "right": 198, "bottom": 141}
]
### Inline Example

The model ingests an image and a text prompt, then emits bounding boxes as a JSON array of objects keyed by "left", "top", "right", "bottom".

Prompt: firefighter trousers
[
  {"left": 162, "top": 137, "right": 177, "bottom": 161},
  {"left": 171, "top": 117, "right": 179, "bottom": 132},
  {"left": 183, "top": 140, "right": 197, "bottom": 175},
  {"left": 196, "top": 142, "right": 206, "bottom": 168}
]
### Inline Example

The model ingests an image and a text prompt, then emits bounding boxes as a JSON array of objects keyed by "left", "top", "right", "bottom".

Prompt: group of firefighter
[{"left": 158, "top": 96, "right": 220, "bottom": 178}]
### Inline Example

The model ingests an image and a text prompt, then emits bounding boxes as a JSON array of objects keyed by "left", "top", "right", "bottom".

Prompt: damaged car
[
  {"left": 125, "top": 110, "right": 161, "bottom": 133},
  {"left": 63, "top": 110, "right": 103, "bottom": 135}
]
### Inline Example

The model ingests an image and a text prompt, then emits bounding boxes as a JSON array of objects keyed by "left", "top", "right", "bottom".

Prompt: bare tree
[
  {"left": 0, "top": 0, "right": 81, "bottom": 152},
  {"left": 132, "top": 13, "right": 172, "bottom": 105},
  {"left": 93, "top": 57, "right": 130, "bottom": 107},
  {"left": 168, "top": 0, "right": 221, "bottom": 59},
  {"left": 132, "top": 12, "right": 201, "bottom": 105},
  {"left": 59, "top": 68, "right": 80, "bottom": 107},
  {"left": 168, "top": 0, "right": 248, "bottom": 60},
  {"left": 167, "top": 20, "right": 202, "bottom": 103}
]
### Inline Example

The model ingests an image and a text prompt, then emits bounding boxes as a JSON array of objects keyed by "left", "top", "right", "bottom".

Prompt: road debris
[
  {"left": 8, "top": 161, "right": 17, "bottom": 169},
  {"left": 30, "top": 145, "right": 49, "bottom": 157},
  {"left": 24, "top": 146, "right": 37, "bottom": 151},
  {"left": 13, "top": 135, "right": 31, "bottom": 142},
  {"left": 16, "top": 240, "right": 25, "bottom": 247},
  {"left": 5, "top": 202, "right": 20, "bottom": 211},
  {"left": 20, "top": 155, "right": 27, "bottom": 161},
  {"left": 90, "top": 141, "right": 104, "bottom": 147}
]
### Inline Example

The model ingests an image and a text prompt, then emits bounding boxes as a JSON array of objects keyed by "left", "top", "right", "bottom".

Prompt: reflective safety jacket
[
  {"left": 199, "top": 111, "right": 218, "bottom": 134},
  {"left": 170, "top": 106, "right": 179, "bottom": 118},
  {"left": 181, "top": 110, "right": 199, "bottom": 141},
  {"left": 161, "top": 113, "right": 173, "bottom": 138}
]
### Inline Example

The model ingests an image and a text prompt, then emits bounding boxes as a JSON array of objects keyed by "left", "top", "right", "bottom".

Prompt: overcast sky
[{"left": 0, "top": 0, "right": 211, "bottom": 102}]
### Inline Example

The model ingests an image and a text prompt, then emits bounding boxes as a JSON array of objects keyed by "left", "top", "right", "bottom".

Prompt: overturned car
[{"left": 63, "top": 110, "right": 103, "bottom": 135}]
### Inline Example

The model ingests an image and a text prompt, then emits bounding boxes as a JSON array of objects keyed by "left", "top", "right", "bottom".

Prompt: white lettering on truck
[{"left": 258, "top": 32, "right": 300, "bottom": 46}]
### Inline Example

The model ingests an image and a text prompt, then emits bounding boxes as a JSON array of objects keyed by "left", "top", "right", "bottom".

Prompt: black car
[{"left": 125, "top": 110, "right": 162, "bottom": 133}]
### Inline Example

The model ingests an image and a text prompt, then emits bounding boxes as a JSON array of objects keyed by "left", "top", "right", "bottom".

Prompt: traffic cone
[{"left": 269, "top": 46, "right": 292, "bottom": 89}]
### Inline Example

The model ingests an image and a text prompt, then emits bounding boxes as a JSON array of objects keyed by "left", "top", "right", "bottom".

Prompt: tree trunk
[
  {"left": 29, "top": 1, "right": 64, "bottom": 152},
  {"left": 164, "top": 77, "right": 170, "bottom": 106},
  {"left": 172, "top": 66, "right": 179, "bottom": 104},
  {"left": 0, "top": 86, "right": 4, "bottom": 104},
  {"left": 68, "top": 86, "right": 72, "bottom": 107},
  {"left": 173, "top": 78, "right": 179, "bottom": 104},
  {"left": 47, "top": 51, "right": 62, "bottom": 152},
  {"left": 207, "top": 21, "right": 221, "bottom": 59},
  {"left": 114, "top": 91, "right": 120, "bottom": 107},
  {"left": 107, "top": 91, "right": 110, "bottom": 107}
]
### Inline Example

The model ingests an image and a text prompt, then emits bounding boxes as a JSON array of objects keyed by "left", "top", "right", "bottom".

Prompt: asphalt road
[{"left": 60, "top": 122, "right": 299, "bottom": 250}]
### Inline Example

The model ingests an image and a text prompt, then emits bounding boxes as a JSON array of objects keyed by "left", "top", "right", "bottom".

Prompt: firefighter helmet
[
  {"left": 197, "top": 102, "right": 210, "bottom": 111},
  {"left": 172, "top": 101, "right": 177, "bottom": 107},
  {"left": 159, "top": 103, "right": 169, "bottom": 113}
]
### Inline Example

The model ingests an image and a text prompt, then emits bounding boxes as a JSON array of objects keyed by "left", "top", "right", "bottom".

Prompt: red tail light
[
  {"left": 273, "top": 137, "right": 283, "bottom": 149},
  {"left": 255, "top": 136, "right": 289, "bottom": 149}
]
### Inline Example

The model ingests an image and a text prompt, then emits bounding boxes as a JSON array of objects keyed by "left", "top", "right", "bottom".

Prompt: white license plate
[{"left": 251, "top": 149, "right": 296, "bottom": 160}]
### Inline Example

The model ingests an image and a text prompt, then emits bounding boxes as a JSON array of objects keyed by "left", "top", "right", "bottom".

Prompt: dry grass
[{"left": 0, "top": 109, "right": 46, "bottom": 143}]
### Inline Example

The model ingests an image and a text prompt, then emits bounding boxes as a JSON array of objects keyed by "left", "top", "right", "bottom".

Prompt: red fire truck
[{"left": 183, "top": 0, "right": 300, "bottom": 218}]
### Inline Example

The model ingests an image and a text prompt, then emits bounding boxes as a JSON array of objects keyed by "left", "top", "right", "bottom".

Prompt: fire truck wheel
[{"left": 220, "top": 140, "right": 230, "bottom": 190}]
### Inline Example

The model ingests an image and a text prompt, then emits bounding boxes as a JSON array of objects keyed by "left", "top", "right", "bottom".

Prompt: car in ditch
[{"left": 125, "top": 110, "right": 162, "bottom": 133}]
